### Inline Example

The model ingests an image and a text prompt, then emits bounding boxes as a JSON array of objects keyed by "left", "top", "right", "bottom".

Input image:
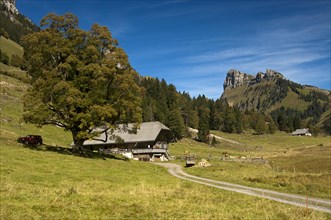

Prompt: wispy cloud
[
  {"left": 162, "top": 10, "right": 330, "bottom": 98},
  {"left": 73, "top": 1, "right": 331, "bottom": 99}
]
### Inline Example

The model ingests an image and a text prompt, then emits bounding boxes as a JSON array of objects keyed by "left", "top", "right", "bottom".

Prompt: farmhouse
[
  {"left": 291, "top": 128, "right": 312, "bottom": 136},
  {"left": 82, "top": 121, "right": 174, "bottom": 161}
]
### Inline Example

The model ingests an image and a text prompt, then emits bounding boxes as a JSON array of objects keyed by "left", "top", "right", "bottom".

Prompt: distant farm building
[
  {"left": 81, "top": 121, "right": 174, "bottom": 161},
  {"left": 291, "top": 128, "right": 312, "bottom": 136}
]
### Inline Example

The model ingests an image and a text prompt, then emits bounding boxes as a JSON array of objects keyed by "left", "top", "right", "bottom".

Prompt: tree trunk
[{"left": 72, "top": 131, "right": 86, "bottom": 154}]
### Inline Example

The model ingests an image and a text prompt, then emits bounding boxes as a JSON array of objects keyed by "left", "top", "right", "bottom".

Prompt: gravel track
[
  {"left": 188, "top": 127, "right": 240, "bottom": 145},
  {"left": 155, "top": 163, "right": 331, "bottom": 214}
]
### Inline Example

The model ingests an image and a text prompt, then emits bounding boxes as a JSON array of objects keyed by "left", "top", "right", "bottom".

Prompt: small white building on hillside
[{"left": 291, "top": 128, "right": 311, "bottom": 136}]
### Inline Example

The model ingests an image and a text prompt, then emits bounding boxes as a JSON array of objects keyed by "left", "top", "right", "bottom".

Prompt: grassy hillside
[
  {"left": 0, "top": 35, "right": 24, "bottom": 59},
  {"left": 1, "top": 73, "right": 330, "bottom": 219},
  {"left": 221, "top": 79, "right": 323, "bottom": 113},
  {"left": 0, "top": 73, "right": 67, "bottom": 145},
  {"left": 221, "top": 78, "right": 331, "bottom": 132}
]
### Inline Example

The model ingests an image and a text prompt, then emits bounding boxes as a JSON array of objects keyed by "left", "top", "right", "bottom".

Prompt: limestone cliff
[
  {"left": 223, "top": 69, "right": 252, "bottom": 90},
  {"left": 2, "top": 0, "right": 18, "bottom": 22},
  {"left": 3, "top": 0, "right": 18, "bottom": 15},
  {"left": 223, "top": 68, "right": 284, "bottom": 90}
]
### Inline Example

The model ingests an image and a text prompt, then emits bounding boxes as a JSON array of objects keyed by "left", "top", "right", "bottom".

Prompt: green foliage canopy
[{"left": 21, "top": 13, "right": 142, "bottom": 149}]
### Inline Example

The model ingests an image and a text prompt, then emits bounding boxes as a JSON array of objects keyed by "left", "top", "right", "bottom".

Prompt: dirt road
[
  {"left": 188, "top": 127, "right": 240, "bottom": 145},
  {"left": 155, "top": 163, "right": 331, "bottom": 214}
]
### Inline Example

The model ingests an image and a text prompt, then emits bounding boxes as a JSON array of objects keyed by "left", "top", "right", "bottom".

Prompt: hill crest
[
  {"left": 221, "top": 69, "right": 330, "bottom": 130},
  {"left": 222, "top": 69, "right": 330, "bottom": 105},
  {"left": 223, "top": 69, "right": 284, "bottom": 91}
]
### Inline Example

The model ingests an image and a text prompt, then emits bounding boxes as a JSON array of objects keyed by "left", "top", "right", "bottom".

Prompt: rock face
[
  {"left": 223, "top": 69, "right": 251, "bottom": 90},
  {"left": 262, "top": 69, "right": 283, "bottom": 80},
  {"left": 223, "top": 68, "right": 283, "bottom": 90},
  {"left": 2, "top": 0, "right": 18, "bottom": 22},
  {"left": 3, "top": 0, "right": 18, "bottom": 15}
]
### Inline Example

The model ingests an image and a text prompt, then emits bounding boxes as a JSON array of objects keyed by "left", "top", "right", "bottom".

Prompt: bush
[
  {"left": 0, "top": 28, "right": 9, "bottom": 39},
  {"left": 11, "top": 54, "right": 24, "bottom": 68},
  {"left": 0, "top": 49, "right": 10, "bottom": 64}
]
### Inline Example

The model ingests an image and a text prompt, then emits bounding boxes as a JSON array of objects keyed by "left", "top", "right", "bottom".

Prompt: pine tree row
[{"left": 139, "top": 77, "right": 330, "bottom": 141}]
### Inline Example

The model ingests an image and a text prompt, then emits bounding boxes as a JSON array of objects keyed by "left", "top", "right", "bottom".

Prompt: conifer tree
[
  {"left": 234, "top": 107, "right": 243, "bottom": 133},
  {"left": 167, "top": 109, "right": 185, "bottom": 139},
  {"left": 255, "top": 115, "right": 268, "bottom": 134},
  {"left": 188, "top": 109, "right": 199, "bottom": 129},
  {"left": 198, "top": 107, "right": 210, "bottom": 142},
  {"left": 268, "top": 118, "right": 277, "bottom": 134}
]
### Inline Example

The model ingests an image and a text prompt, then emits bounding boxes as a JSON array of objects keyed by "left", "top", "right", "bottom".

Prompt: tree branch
[
  {"left": 41, "top": 120, "right": 68, "bottom": 128},
  {"left": 106, "top": 75, "right": 115, "bottom": 99},
  {"left": 109, "top": 90, "right": 128, "bottom": 106},
  {"left": 48, "top": 104, "right": 68, "bottom": 120},
  {"left": 91, "top": 127, "right": 110, "bottom": 142}
]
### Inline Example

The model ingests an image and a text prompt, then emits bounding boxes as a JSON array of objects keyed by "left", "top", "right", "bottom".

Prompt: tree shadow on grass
[{"left": 22, "top": 143, "right": 129, "bottom": 161}]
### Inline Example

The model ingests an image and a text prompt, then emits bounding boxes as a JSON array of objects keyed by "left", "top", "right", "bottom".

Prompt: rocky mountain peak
[
  {"left": 223, "top": 68, "right": 284, "bottom": 90},
  {"left": 3, "top": 0, "right": 18, "bottom": 15},
  {"left": 223, "top": 69, "right": 252, "bottom": 90}
]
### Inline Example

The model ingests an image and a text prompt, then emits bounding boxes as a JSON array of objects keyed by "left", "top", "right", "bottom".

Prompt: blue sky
[{"left": 17, "top": 0, "right": 330, "bottom": 99}]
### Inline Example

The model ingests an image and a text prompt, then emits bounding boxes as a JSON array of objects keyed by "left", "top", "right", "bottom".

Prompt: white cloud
[
  {"left": 160, "top": 11, "right": 330, "bottom": 98},
  {"left": 118, "top": 1, "right": 331, "bottom": 99}
]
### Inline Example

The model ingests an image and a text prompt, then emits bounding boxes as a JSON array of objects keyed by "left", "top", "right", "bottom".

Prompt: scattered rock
[{"left": 198, "top": 158, "right": 211, "bottom": 167}]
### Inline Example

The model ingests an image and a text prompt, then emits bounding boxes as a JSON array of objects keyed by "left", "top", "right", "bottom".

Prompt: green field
[
  {"left": 0, "top": 36, "right": 24, "bottom": 60},
  {"left": 1, "top": 73, "right": 330, "bottom": 219},
  {"left": 170, "top": 132, "right": 331, "bottom": 199}
]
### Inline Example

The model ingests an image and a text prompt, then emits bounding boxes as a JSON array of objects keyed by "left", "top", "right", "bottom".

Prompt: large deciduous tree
[{"left": 21, "top": 13, "right": 142, "bottom": 150}]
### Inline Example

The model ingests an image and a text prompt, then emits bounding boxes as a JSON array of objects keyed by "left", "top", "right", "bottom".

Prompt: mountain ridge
[
  {"left": 0, "top": 0, "right": 39, "bottom": 43},
  {"left": 221, "top": 69, "right": 330, "bottom": 110},
  {"left": 221, "top": 68, "right": 330, "bottom": 132}
]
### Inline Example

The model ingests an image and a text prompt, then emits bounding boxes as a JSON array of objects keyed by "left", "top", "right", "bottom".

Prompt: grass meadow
[
  {"left": 1, "top": 72, "right": 330, "bottom": 219},
  {"left": 170, "top": 133, "right": 331, "bottom": 199},
  {"left": 3, "top": 140, "right": 330, "bottom": 219}
]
